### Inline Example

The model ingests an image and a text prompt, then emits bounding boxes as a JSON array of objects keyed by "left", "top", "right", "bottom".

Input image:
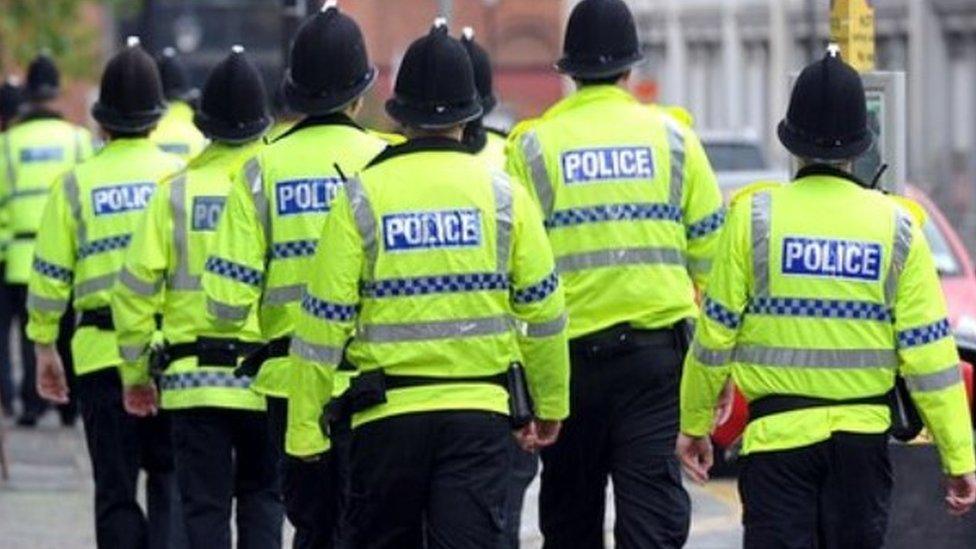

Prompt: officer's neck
[{"left": 405, "top": 126, "right": 463, "bottom": 142}]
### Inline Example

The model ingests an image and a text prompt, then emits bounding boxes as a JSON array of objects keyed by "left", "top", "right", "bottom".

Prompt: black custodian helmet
[
  {"left": 194, "top": 46, "right": 271, "bottom": 144},
  {"left": 777, "top": 49, "right": 872, "bottom": 161},
  {"left": 156, "top": 47, "right": 198, "bottom": 102},
  {"left": 460, "top": 27, "right": 496, "bottom": 115},
  {"left": 283, "top": 0, "right": 376, "bottom": 115},
  {"left": 386, "top": 19, "right": 482, "bottom": 129},
  {"left": 25, "top": 54, "right": 60, "bottom": 101},
  {"left": 91, "top": 37, "right": 167, "bottom": 133},
  {"left": 556, "top": 0, "right": 644, "bottom": 79}
]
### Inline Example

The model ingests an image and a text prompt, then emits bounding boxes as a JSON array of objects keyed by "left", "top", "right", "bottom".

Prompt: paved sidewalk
[{"left": 0, "top": 415, "right": 741, "bottom": 548}]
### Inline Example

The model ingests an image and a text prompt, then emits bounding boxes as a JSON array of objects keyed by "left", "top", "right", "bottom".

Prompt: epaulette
[
  {"left": 888, "top": 195, "right": 928, "bottom": 227},
  {"left": 367, "top": 129, "right": 406, "bottom": 145},
  {"left": 729, "top": 181, "right": 783, "bottom": 207},
  {"left": 661, "top": 105, "right": 695, "bottom": 128}
]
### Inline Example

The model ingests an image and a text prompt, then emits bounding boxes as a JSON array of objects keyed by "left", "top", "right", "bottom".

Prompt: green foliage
[{"left": 0, "top": 0, "right": 138, "bottom": 79}]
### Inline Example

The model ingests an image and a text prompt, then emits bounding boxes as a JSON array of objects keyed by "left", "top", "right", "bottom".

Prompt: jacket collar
[
  {"left": 19, "top": 106, "right": 63, "bottom": 123},
  {"left": 794, "top": 163, "right": 869, "bottom": 188},
  {"left": 271, "top": 112, "right": 363, "bottom": 143},
  {"left": 366, "top": 136, "right": 472, "bottom": 169},
  {"left": 541, "top": 84, "right": 636, "bottom": 120}
]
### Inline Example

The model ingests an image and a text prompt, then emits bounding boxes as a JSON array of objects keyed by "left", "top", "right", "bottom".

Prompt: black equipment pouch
[
  {"left": 148, "top": 343, "right": 171, "bottom": 377},
  {"left": 234, "top": 337, "right": 291, "bottom": 378},
  {"left": 77, "top": 307, "right": 115, "bottom": 331},
  {"left": 889, "top": 376, "right": 924, "bottom": 442},
  {"left": 151, "top": 337, "right": 261, "bottom": 375},
  {"left": 507, "top": 362, "right": 535, "bottom": 429}
]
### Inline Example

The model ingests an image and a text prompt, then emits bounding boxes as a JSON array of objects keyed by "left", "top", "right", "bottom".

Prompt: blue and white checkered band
[
  {"left": 275, "top": 177, "right": 344, "bottom": 216},
  {"left": 20, "top": 146, "right": 64, "bottom": 163},
  {"left": 91, "top": 183, "right": 155, "bottom": 216},
  {"left": 382, "top": 209, "right": 483, "bottom": 252},
  {"left": 561, "top": 146, "right": 654, "bottom": 184},
  {"left": 781, "top": 236, "right": 882, "bottom": 281},
  {"left": 191, "top": 196, "right": 227, "bottom": 231}
]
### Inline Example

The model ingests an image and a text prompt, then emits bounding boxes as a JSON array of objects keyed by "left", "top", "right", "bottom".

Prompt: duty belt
[
  {"left": 161, "top": 337, "right": 263, "bottom": 369},
  {"left": 569, "top": 321, "right": 693, "bottom": 360},
  {"left": 234, "top": 336, "right": 291, "bottom": 378},
  {"left": 77, "top": 307, "right": 114, "bottom": 330}
]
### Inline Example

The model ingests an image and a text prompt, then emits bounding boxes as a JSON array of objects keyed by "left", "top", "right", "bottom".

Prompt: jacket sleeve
[
  {"left": 677, "top": 124, "right": 724, "bottom": 289},
  {"left": 202, "top": 158, "right": 268, "bottom": 328},
  {"left": 894, "top": 217, "right": 975, "bottom": 475},
  {"left": 508, "top": 181, "right": 570, "bottom": 421},
  {"left": 112, "top": 184, "right": 171, "bottom": 387},
  {"left": 288, "top": 187, "right": 363, "bottom": 454},
  {"left": 679, "top": 195, "right": 750, "bottom": 436},
  {"left": 505, "top": 125, "right": 551, "bottom": 220},
  {"left": 25, "top": 174, "right": 76, "bottom": 344}
]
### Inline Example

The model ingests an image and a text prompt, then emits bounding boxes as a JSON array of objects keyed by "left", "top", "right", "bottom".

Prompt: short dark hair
[{"left": 575, "top": 72, "right": 628, "bottom": 87}]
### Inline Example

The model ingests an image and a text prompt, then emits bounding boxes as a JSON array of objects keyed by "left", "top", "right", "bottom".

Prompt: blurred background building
[{"left": 1, "top": 0, "right": 975, "bottom": 242}]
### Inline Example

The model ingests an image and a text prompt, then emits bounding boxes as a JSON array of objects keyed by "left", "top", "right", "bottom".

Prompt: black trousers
[
  {"left": 539, "top": 332, "right": 690, "bottom": 549},
  {"left": 347, "top": 411, "right": 510, "bottom": 549},
  {"left": 170, "top": 407, "right": 284, "bottom": 549},
  {"left": 0, "top": 272, "right": 13, "bottom": 414},
  {"left": 268, "top": 396, "right": 349, "bottom": 549},
  {"left": 739, "top": 432, "right": 892, "bottom": 549},
  {"left": 503, "top": 442, "right": 538, "bottom": 549},
  {"left": 76, "top": 367, "right": 184, "bottom": 549}
]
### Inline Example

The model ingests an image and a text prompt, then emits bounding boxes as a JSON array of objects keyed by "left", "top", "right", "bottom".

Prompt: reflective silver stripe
[
  {"left": 904, "top": 365, "right": 962, "bottom": 392},
  {"left": 263, "top": 284, "right": 305, "bottom": 306},
  {"left": 692, "top": 341, "right": 732, "bottom": 367},
  {"left": 359, "top": 315, "right": 511, "bottom": 343},
  {"left": 734, "top": 346, "right": 897, "bottom": 369},
  {"left": 525, "top": 313, "right": 567, "bottom": 338},
  {"left": 118, "top": 267, "right": 161, "bottom": 296},
  {"left": 556, "top": 247, "right": 684, "bottom": 273},
  {"left": 75, "top": 273, "right": 116, "bottom": 299},
  {"left": 344, "top": 177, "right": 378, "bottom": 277},
  {"left": 169, "top": 175, "right": 198, "bottom": 290},
  {"left": 27, "top": 292, "right": 68, "bottom": 313},
  {"left": 290, "top": 337, "right": 344, "bottom": 364},
  {"left": 73, "top": 129, "right": 83, "bottom": 162},
  {"left": 207, "top": 298, "right": 249, "bottom": 322},
  {"left": 885, "top": 209, "right": 914, "bottom": 305},
  {"left": 665, "top": 121, "right": 685, "bottom": 208},
  {"left": 120, "top": 344, "right": 145, "bottom": 362},
  {"left": 520, "top": 131, "right": 554, "bottom": 218},
  {"left": 491, "top": 171, "right": 513, "bottom": 273},
  {"left": 243, "top": 158, "right": 271, "bottom": 245},
  {"left": 63, "top": 172, "right": 87, "bottom": 248},
  {"left": 9, "top": 188, "right": 49, "bottom": 198},
  {"left": 751, "top": 192, "right": 771, "bottom": 297},
  {"left": 687, "top": 257, "right": 712, "bottom": 277}
]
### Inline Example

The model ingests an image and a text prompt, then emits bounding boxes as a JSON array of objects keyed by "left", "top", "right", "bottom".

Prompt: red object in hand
[
  {"left": 960, "top": 361, "right": 974, "bottom": 413},
  {"left": 712, "top": 386, "right": 749, "bottom": 448}
]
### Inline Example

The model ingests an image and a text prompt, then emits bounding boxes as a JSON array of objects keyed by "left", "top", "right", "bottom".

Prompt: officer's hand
[
  {"left": 35, "top": 343, "right": 69, "bottom": 404},
  {"left": 945, "top": 472, "right": 976, "bottom": 516},
  {"left": 515, "top": 419, "right": 562, "bottom": 452},
  {"left": 676, "top": 433, "right": 713, "bottom": 485},
  {"left": 713, "top": 381, "right": 735, "bottom": 428},
  {"left": 123, "top": 383, "right": 159, "bottom": 417}
]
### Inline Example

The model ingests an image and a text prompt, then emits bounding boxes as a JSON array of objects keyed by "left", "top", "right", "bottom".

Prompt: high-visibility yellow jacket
[
  {"left": 506, "top": 85, "right": 724, "bottom": 339},
  {"left": 1, "top": 112, "right": 95, "bottom": 283},
  {"left": 201, "top": 114, "right": 389, "bottom": 456},
  {"left": 0, "top": 132, "right": 11, "bottom": 263},
  {"left": 680, "top": 166, "right": 976, "bottom": 475},
  {"left": 150, "top": 101, "right": 207, "bottom": 162},
  {"left": 26, "top": 138, "right": 183, "bottom": 376},
  {"left": 112, "top": 141, "right": 265, "bottom": 410},
  {"left": 289, "top": 137, "right": 570, "bottom": 440},
  {"left": 475, "top": 128, "right": 507, "bottom": 169}
]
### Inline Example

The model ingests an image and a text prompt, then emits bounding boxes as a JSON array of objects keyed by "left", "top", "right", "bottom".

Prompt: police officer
[
  {"left": 677, "top": 50, "right": 976, "bottom": 548},
  {"left": 0, "top": 77, "right": 24, "bottom": 416},
  {"left": 151, "top": 47, "right": 207, "bottom": 161},
  {"left": 29, "top": 37, "right": 185, "bottom": 549},
  {"left": 289, "top": 20, "right": 570, "bottom": 548},
  {"left": 2, "top": 54, "right": 95, "bottom": 427},
  {"left": 200, "top": 3, "right": 388, "bottom": 546},
  {"left": 505, "top": 0, "right": 723, "bottom": 546},
  {"left": 112, "top": 46, "right": 283, "bottom": 549},
  {"left": 459, "top": 26, "right": 537, "bottom": 549},
  {"left": 459, "top": 28, "right": 507, "bottom": 167}
]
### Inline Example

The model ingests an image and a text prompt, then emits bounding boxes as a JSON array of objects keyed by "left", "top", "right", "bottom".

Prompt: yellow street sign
[{"left": 829, "top": 0, "right": 876, "bottom": 72}]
